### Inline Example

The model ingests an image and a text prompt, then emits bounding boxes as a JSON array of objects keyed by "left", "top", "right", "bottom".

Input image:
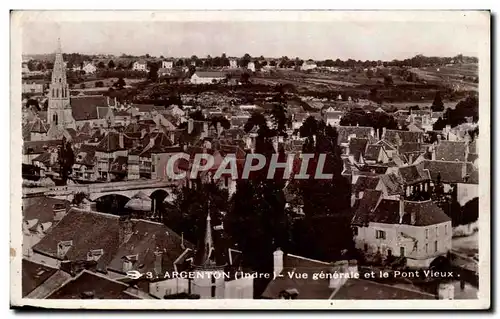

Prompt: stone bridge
[{"left": 22, "top": 179, "right": 177, "bottom": 202}]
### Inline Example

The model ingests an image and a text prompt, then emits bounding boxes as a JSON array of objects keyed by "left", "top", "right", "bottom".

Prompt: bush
[{"left": 95, "top": 81, "right": 104, "bottom": 88}]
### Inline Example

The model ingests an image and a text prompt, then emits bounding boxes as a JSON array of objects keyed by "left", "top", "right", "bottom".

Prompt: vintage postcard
[{"left": 10, "top": 10, "right": 490, "bottom": 309}]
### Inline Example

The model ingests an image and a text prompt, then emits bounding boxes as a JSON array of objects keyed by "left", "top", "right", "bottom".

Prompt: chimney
[
  {"left": 119, "top": 216, "right": 134, "bottom": 244},
  {"left": 119, "top": 132, "right": 124, "bottom": 149},
  {"left": 461, "top": 162, "right": 467, "bottom": 179},
  {"left": 382, "top": 127, "right": 387, "bottom": 139},
  {"left": 188, "top": 119, "right": 194, "bottom": 134},
  {"left": 114, "top": 97, "right": 117, "bottom": 107},
  {"left": 154, "top": 248, "right": 163, "bottom": 275},
  {"left": 107, "top": 96, "right": 110, "bottom": 106},
  {"left": 399, "top": 197, "right": 405, "bottom": 223},
  {"left": 53, "top": 204, "right": 67, "bottom": 222},
  {"left": 273, "top": 248, "right": 284, "bottom": 275},
  {"left": 409, "top": 153, "right": 414, "bottom": 164},
  {"left": 410, "top": 211, "right": 416, "bottom": 225},
  {"left": 438, "top": 282, "right": 455, "bottom": 300}
]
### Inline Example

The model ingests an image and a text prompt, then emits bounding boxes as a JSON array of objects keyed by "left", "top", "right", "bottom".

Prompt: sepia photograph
[{"left": 10, "top": 10, "right": 490, "bottom": 309}]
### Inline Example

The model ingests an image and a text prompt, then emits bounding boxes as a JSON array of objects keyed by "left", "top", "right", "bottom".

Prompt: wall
[{"left": 354, "top": 221, "right": 452, "bottom": 268}]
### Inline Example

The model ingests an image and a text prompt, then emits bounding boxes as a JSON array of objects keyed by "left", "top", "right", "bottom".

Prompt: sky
[{"left": 21, "top": 18, "right": 484, "bottom": 61}]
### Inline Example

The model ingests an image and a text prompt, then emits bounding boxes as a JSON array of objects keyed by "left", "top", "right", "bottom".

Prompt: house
[
  {"left": 24, "top": 117, "right": 49, "bottom": 141},
  {"left": 132, "top": 60, "right": 148, "bottom": 72},
  {"left": 352, "top": 191, "right": 452, "bottom": 268},
  {"left": 95, "top": 131, "right": 132, "bottom": 181},
  {"left": 434, "top": 140, "right": 468, "bottom": 162},
  {"left": 190, "top": 71, "right": 226, "bottom": 85},
  {"left": 324, "top": 110, "right": 343, "bottom": 127},
  {"left": 70, "top": 95, "right": 113, "bottom": 129},
  {"left": 161, "top": 60, "right": 174, "bottom": 69},
  {"left": 23, "top": 140, "right": 61, "bottom": 165},
  {"left": 72, "top": 144, "right": 98, "bottom": 182},
  {"left": 301, "top": 60, "right": 317, "bottom": 71},
  {"left": 229, "top": 59, "right": 238, "bottom": 69},
  {"left": 82, "top": 63, "right": 97, "bottom": 75},
  {"left": 247, "top": 62, "right": 256, "bottom": 72},
  {"left": 22, "top": 259, "right": 73, "bottom": 299},
  {"left": 22, "top": 81, "right": 45, "bottom": 94},
  {"left": 337, "top": 126, "right": 375, "bottom": 145},
  {"left": 262, "top": 248, "right": 439, "bottom": 299}
]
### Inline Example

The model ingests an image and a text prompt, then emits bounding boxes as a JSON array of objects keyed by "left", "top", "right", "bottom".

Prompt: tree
[
  {"left": 148, "top": 63, "right": 159, "bottom": 82},
  {"left": 366, "top": 68, "right": 374, "bottom": 79},
  {"left": 97, "top": 61, "right": 105, "bottom": 69},
  {"left": 431, "top": 91, "right": 444, "bottom": 112},
  {"left": 58, "top": 137, "right": 75, "bottom": 185},
  {"left": 95, "top": 81, "right": 104, "bottom": 88},
  {"left": 384, "top": 75, "right": 394, "bottom": 87},
  {"left": 240, "top": 72, "right": 251, "bottom": 84},
  {"left": 244, "top": 112, "right": 267, "bottom": 133},
  {"left": 211, "top": 116, "right": 231, "bottom": 130},
  {"left": 108, "top": 60, "right": 115, "bottom": 69},
  {"left": 114, "top": 77, "right": 126, "bottom": 89},
  {"left": 271, "top": 85, "right": 289, "bottom": 136},
  {"left": 25, "top": 99, "right": 40, "bottom": 111}
]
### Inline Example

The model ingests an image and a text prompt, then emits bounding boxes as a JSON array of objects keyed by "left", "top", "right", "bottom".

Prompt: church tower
[
  {"left": 47, "top": 38, "right": 75, "bottom": 130},
  {"left": 191, "top": 207, "right": 227, "bottom": 299}
]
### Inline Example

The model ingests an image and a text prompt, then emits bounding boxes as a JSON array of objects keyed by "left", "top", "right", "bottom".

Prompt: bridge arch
[{"left": 94, "top": 194, "right": 131, "bottom": 216}]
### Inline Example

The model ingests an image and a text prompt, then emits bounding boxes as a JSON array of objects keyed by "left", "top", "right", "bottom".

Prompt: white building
[
  {"left": 133, "top": 60, "right": 148, "bottom": 72},
  {"left": 229, "top": 59, "right": 238, "bottom": 69},
  {"left": 82, "top": 63, "right": 97, "bottom": 74},
  {"left": 162, "top": 60, "right": 174, "bottom": 69},
  {"left": 190, "top": 71, "right": 226, "bottom": 85},
  {"left": 352, "top": 193, "right": 452, "bottom": 268},
  {"left": 22, "top": 82, "right": 44, "bottom": 94},
  {"left": 301, "top": 60, "right": 317, "bottom": 71},
  {"left": 247, "top": 62, "right": 256, "bottom": 72}
]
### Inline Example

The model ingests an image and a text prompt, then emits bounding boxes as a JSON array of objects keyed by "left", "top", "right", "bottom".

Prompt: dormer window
[
  {"left": 87, "top": 248, "right": 104, "bottom": 261},
  {"left": 57, "top": 240, "right": 73, "bottom": 258}
]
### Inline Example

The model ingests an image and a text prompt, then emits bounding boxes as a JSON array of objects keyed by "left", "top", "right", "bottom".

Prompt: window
[
  {"left": 400, "top": 246, "right": 405, "bottom": 257},
  {"left": 445, "top": 224, "right": 448, "bottom": 235},
  {"left": 434, "top": 241, "right": 438, "bottom": 252},
  {"left": 376, "top": 230, "right": 386, "bottom": 239},
  {"left": 436, "top": 226, "right": 438, "bottom": 237},
  {"left": 425, "top": 243, "right": 428, "bottom": 253}
]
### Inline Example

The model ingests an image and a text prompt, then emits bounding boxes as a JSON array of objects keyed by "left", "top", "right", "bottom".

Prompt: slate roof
[
  {"left": 349, "top": 138, "right": 368, "bottom": 162},
  {"left": 353, "top": 176, "right": 380, "bottom": 193},
  {"left": 23, "top": 140, "right": 61, "bottom": 155},
  {"left": 32, "top": 209, "right": 121, "bottom": 273},
  {"left": 27, "top": 117, "right": 49, "bottom": 134},
  {"left": 46, "top": 270, "right": 138, "bottom": 299},
  {"left": 22, "top": 259, "right": 59, "bottom": 297},
  {"left": 398, "top": 164, "right": 430, "bottom": 185},
  {"left": 384, "top": 130, "right": 423, "bottom": 145},
  {"left": 193, "top": 71, "right": 227, "bottom": 78},
  {"left": 107, "top": 219, "right": 194, "bottom": 275},
  {"left": 352, "top": 189, "right": 382, "bottom": 225},
  {"left": 422, "top": 160, "right": 466, "bottom": 184},
  {"left": 399, "top": 142, "right": 422, "bottom": 155},
  {"left": 435, "top": 140, "right": 468, "bottom": 162},
  {"left": 364, "top": 144, "right": 383, "bottom": 161},
  {"left": 23, "top": 196, "right": 70, "bottom": 224},
  {"left": 371, "top": 199, "right": 450, "bottom": 226},
  {"left": 96, "top": 132, "right": 133, "bottom": 152},
  {"left": 467, "top": 153, "right": 478, "bottom": 163},
  {"left": 379, "top": 173, "right": 404, "bottom": 196},
  {"left": 71, "top": 96, "right": 108, "bottom": 121},
  {"left": 75, "top": 144, "right": 96, "bottom": 166},
  {"left": 337, "top": 126, "right": 373, "bottom": 144}
]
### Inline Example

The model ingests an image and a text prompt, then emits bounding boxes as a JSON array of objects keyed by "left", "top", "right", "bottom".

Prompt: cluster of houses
[{"left": 20, "top": 44, "right": 479, "bottom": 300}]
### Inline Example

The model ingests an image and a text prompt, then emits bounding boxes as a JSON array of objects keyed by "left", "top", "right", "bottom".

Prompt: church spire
[{"left": 193, "top": 200, "right": 223, "bottom": 268}]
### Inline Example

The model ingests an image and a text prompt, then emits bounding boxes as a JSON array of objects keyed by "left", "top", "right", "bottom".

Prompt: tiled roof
[
  {"left": 352, "top": 189, "right": 382, "bottom": 225},
  {"left": 372, "top": 199, "right": 450, "bottom": 226},
  {"left": 398, "top": 164, "right": 430, "bottom": 185},
  {"left": 32, "top": 209, "right": 121, "bottom": 272},
  {"left": 32, "top": 152, "right": 52, "bottom": 165},
  {"left": 399, "top": 142, "right": 422, "bottom": 155},
  {"left": 22, "top": 259, "right": 58, "bottom": 297},
  {"left": 349, "top": 138, "right": 368, "bottom": 162},
  {"left": 261, "top": 254, "right": 332, "bottom": 299},
  {"left": 435, "top": 140, "right": 467, "bottom": 162},
  {"left": 71, "top": 96, "right": 108, "bottom": 121},
  {"left": 46, "top": 270, "right": 138, "bottom": 299},
  {"left": 107, "top": 219, "right": 194, "bottom": 275},
  {"left": 422, "top": 160, "right": 466, "bottom": 184},
  {"left": 467, "top": 153, "right": 478, "bottom": 163},
  {"left": 353, "top": 176, "right": 380, "bottom": 193},
  {"left": 96, "top": 132, "right": 132, "bottom": 152},
  {"left": 133, "top": 104, "right": 165, "bottom": 113},
  {"left": 384, "top": 130, "right": 423, "bottom": 145},
  {"left": 23, "top": 196, "right": 70, "bottom": 224},
  {"left": 379, "top": 173, "right": 404, "bottom": 196},
  {"left": 337, "top": 126, "right": 373, "bottom": 144},
  {"left": 23, "top": 140, "right": 61, "bottom": 155},
  {"left": 28, "top": 117, "right": 49, "bottom": 133},
  {"left": 364, "top": 145, "right": 382, "bottom": 161},
  {"left": 194, "top": 71, "right": 227, "bottom": 78}
]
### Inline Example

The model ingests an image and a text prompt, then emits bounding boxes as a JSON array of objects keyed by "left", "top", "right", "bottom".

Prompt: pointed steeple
[{"left": 193, "top": 200, "right": 224, "bottom": 268}]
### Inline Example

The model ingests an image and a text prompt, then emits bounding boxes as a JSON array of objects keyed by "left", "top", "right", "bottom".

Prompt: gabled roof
[
  {"left": 107, "top": 219, "right": 194, "bottom": 275},
  {"left": 23, "top": 140, "right": 61, "bottom": 155},
  {"left": 352, "top": 190, "right": 382, "bottom": 225},
  {"left": 435, "top": 140, "right": 468, "bottom": 162},
  {"left": 353, "top": 175, "right": 380, "bottom": 193},
  {"left": 96, "top": 132, "right": 132, "bottom": 152},
  {"left": 384, "top": 130, "right": 423, "bottom": 145},
  {"left": 23, "top": 196, "right": 70, "bottom": 224},
  {"left": 364, "top": 144, "right": 383, "bottom": 161},
  {"left": 71, "top": 96, "right": 108, "bottom": 121},
  {"left": 337, "top": 126, "right": 373, "bottom": 144},
  {"left": 22, "top": 259, "right": 59, "bottom": 297},
  {"left": 28, "top": 117, "right": 49, "bottom": 134},
  {"left": 32, "top": 208, "right": 121, "bottom": 272},
  {"left": 372, "top": 199, "right": 450, "bottom": 226},
  {"left": 46, "top": 270, "right": 138, "bottom": 299},
  {"left": 422, "top": 160, "right": 466, "bottom": 184},
  {"left": 349, "top": 138, "right": 369, "bottom": 162},
  {"left": 193, "top": 71, "right": 227, "bottom": 78},
  {"left": 398, "top": 164, "right": 430, "bottom": 185},
  {"left": 379, "top": 173, "right": 404, "bottom": 196}
]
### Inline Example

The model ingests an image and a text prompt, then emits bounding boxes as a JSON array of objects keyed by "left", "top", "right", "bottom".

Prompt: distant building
[
  {"left": 301, "top": 60, "right": 317, "bottom": 71},
  {"left": 132, "top": 60, "right": 148, "bottom": 72},
  {"left": 82, "top": 63, "right": 97, "bottom": 75},
  {"left": 229, "top": 59, "right": 238, "bottom": 69},
  {"left": 247, "top": 62, "right": 256, "bottom": 72},
  {"left": 190, "top": 71, "right": 226, "bottom": 85},
  {"left": 22, "top": 62, "right": 30, "bottom": 74},
  {"left": 22, "top": 81, "right": 45, "bottom": 94},
  {"left": 162, "top": 60, "right": 174, "bottom": 69}
]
